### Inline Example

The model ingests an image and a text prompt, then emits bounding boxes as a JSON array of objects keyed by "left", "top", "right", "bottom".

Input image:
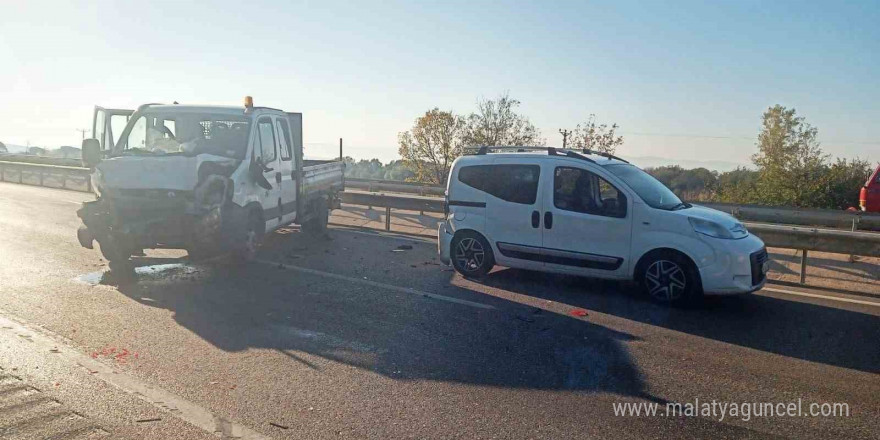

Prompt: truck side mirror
[
  {"left": 249, "top": 156, "right": 273, "bottom": 190},
  {"left": 82, "top": 138, "right": 102, "bottom": 168}
]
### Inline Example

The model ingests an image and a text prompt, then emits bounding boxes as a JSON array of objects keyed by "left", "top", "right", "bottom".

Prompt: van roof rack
[
  {"left": 465, "top": 146, "right": 598, "bottom": 164},
  {"left": 578, "top": 148, "right": 629, "bottom": 163}
]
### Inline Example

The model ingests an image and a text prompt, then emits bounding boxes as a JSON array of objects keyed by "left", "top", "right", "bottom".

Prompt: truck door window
[
  {"left": 555, "top": 167, "right": 626, "bottom": 218},
  {"left": 276, "top": 119, "right": 292, "bottom": 161},
  {"left": 109, "top": 114, "right": 129, "bottom": 148},
  {"left": 257, "top": 118, "right": 276, "bottom": 162}
]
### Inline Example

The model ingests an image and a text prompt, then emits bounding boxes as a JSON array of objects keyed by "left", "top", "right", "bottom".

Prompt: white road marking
[
  {"left": 255, "top": 259, "right": 494, "bottom": 310},
  {"left": 762, "top": 287, "right": 880, "bottom": 308},
  {"left": 0, "top": 312, "right": 272, "bottom": 440}
]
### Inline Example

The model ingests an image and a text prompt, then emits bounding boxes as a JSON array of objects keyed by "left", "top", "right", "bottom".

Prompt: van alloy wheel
[
  {"left": 645, "top": 260, "right": 687, "bottom": 301},
  {"left": 454, "top": 237, "right": 485, "bottom": 272}
]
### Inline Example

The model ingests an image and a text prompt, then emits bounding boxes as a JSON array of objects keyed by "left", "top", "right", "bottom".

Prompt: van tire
[
  {"left": 451, "top": 231, "right": 494, "bottom": 278},
  {"left": 637, "top": 251, "right": 701, "bottom": 305}
]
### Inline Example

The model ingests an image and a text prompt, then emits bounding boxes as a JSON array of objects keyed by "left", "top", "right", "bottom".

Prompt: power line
[{"left": 619, "top": 131, "right": 879, "bottom": 145}]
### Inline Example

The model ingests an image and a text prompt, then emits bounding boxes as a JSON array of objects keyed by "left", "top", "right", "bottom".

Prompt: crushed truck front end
[{"left": 76, "top": 154, "right": 245, "bottom": 262}]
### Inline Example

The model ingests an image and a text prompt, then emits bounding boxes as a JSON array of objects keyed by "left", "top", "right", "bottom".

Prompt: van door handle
[
  {"left": 544, "top": 211, "right": 553, "bottom": 229},
  {"left": 531, "top": 210, "right": 540, "bottom": 228},
  {"left": 275, "top": 172, "right": 282, "bottom": 184}
]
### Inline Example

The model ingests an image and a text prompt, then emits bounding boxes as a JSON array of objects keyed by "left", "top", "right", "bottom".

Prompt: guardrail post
[
  {"left": 18, "top": 167, "right": 23, "bottom": 184},
  {"left": 848, "top": 219, "right": 857, "bottom": 263},
  {"left": 385, "top": 205, "right": 391, "bottom": 231},
  {"left": 799, "top": 250, "right": 808, "bottom": 284},
  {"left": 419, "top": 187, "right": 424, "bottom": 215},
  {"left": 61, "top": 171, "right": 67, "bottom": 189},
  {"left": 39, "top": 170, "right": 44, "bottom": 187}
]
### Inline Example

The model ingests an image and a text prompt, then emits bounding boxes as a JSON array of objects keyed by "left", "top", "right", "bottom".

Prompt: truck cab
[{"left": 77, "top": 98, "right": 343, "bottom": 267}]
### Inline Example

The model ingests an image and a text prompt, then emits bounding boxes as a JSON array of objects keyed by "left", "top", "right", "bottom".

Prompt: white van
[{"left": 438, "top": 147, "right": 768, "bottom": 304}]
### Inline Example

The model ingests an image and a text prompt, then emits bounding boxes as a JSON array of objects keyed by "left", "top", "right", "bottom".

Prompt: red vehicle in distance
[{"left": 860, "top": 165, "right": 880, "bottom": 212}]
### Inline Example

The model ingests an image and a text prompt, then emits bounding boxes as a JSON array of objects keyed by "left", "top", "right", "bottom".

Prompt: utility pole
[
  {"left": 559, "top": 129, "right": 572, "bottom": 148},
  {"left": 76, "top": 128, "right": 89, "bottom": 140}
]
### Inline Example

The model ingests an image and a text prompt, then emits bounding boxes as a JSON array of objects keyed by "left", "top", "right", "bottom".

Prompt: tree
[
  {"left": 570, "top": 114, "right": 623, "bottom": 154},
  {"left": 820, "top": 158, "right": 873, "bottom": 209},
  {"left": 462, "top": 93, "right": 543, "bottom": 148},
  {"left": 751, "top": 105, "right": 827, "bottom": 207},
  {"left": 398, "top": 108, "right": 465, "bottom": 184},
  {"left": 27, "top": 146, "right": 47, "bottom": 156}
]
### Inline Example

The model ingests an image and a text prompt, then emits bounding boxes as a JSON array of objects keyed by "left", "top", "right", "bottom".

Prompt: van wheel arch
[
  {"left": 634, "top": 248, "right": 703, "bottom": 303},
  {"left": 450, "top": 229, "right": 495, "bottom": 278}
]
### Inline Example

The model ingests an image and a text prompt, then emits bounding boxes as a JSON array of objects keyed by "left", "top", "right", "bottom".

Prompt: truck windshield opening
[{"left": 116, "top": 112, "right": 251, "bottom": 159}]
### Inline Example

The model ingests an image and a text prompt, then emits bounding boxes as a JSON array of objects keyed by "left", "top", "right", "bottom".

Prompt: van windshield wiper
[{"left": 670, "top": 202, "right": 691, "bottom": 211}]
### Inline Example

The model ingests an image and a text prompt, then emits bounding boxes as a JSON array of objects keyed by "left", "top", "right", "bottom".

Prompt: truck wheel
[
  {"left": 639, "top": 251, "right": 701, "bottom": 305},
  {"left": 99, "top": 235, "right": 131, "bottom": 264},
  {"left": 235, "top": 211, "right": 264, "bottom": 262},
  {"left": 451, "top": 231, "right": 494, "bottom": 278},
  {"left": 302, "top": 200, "right": 329, "bottom": 235}
]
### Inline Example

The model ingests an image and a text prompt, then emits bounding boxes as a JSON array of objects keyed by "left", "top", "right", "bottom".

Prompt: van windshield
[
  {"left": 115, "top": 111, "right": 251, "bottom": 160},
  {"left": 604, "top": 163, "right": 687, "bottom": 210}
]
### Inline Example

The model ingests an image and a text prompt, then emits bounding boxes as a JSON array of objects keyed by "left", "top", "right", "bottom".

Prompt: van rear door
[{"left": 482, "top": 158, "right": 545, "bottom": 271}]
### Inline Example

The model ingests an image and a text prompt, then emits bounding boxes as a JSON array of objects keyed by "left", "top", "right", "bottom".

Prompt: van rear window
[{"left": 457, "top": 164, "right": 540, "bottom": 205}]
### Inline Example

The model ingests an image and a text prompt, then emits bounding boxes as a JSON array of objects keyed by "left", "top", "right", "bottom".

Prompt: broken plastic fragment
[{"left": 569, "top": 309, "right": 588, "bottom": 317}]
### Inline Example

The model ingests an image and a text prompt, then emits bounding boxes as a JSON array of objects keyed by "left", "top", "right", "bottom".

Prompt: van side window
[
  {"left": 554, "top": 167, "right": 627, "bottom": 218},
  {"left": 458, "top": 165, "right": 489, "bottom": 191},
  {"left": 458, "top": 164, "right": 540, "bottom": 205}
]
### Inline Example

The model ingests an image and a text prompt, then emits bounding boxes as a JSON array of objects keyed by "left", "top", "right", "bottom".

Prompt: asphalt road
[{"left": 0, "top": 181, "right": 878, "bottom": 439}]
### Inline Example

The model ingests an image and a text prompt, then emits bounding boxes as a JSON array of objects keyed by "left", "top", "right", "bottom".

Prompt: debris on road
[
  {"left": 269, "top": 422, "right": 290, "bottom": 429},
  {"left": 136, "top": 417, "right": 162, "bottom": 423},
  {"left": 392, "top": 244, "right": 413, "bottom": 252},
  {"left": 569, "top": 309, "right": 588, "bottom": 317}
]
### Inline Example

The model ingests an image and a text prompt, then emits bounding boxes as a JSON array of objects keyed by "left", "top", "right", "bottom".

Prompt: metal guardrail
[
  {"left": 0, "top": 160, "right": 92, "bottom": 192},
  {"left": 345, "top": 178, "right": 446, "bottom": 196},
  {"left": 346, "top": 177, "right": 880, "bottom": 232},
  {"left": 1, "top": 161, "right": 876, "bottom": 283}
]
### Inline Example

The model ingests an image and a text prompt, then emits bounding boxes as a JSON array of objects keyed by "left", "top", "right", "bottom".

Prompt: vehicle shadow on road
[
  {"left": 475, "top": 268, "right": 880, "bottom": 375},
  {"left": 107, "top": 242, "right": 663, "bottom": 403}
]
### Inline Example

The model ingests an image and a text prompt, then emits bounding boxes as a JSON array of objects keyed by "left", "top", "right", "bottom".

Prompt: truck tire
[
  {"left": 301, "top": 199, "right": 329, "bottom": 235},
  {"left": 99, "top": 235, "right": 134, "bottom": 273},
  {"left": 234, "top": 210, "right": 264, "bottom": 262}
]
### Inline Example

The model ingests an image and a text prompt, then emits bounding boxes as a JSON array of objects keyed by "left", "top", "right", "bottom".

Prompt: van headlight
[{"left": 689, "top": 217, "right": 747, "bottom": 239}]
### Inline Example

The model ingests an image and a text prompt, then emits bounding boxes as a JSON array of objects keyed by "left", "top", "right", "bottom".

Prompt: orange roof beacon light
[{"left": 244, "top": 96, "right": 254, "bottom": 113}]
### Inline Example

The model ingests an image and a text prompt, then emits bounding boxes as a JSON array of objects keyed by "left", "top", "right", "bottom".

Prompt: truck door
[
  {"left": 273, "top": 116, "right": 297, "bottom": 224},
  {"left": 286, "top": 113, "right": 304, "bottom": 222},
  {"left": 253, "top": 116, "right": 284, "bottom": 232},
  {"left": 92, "top": 106, "right": 133, "bottom": 151}
]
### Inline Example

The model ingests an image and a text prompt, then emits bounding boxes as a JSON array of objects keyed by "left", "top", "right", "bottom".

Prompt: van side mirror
[{"left": 81, "top": 138, "right": 102, "bottom": 168}]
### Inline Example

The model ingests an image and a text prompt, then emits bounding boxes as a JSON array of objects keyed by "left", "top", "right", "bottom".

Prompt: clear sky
[{"left": 1, "top": 0, "right": 878, "bottom": 168}]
